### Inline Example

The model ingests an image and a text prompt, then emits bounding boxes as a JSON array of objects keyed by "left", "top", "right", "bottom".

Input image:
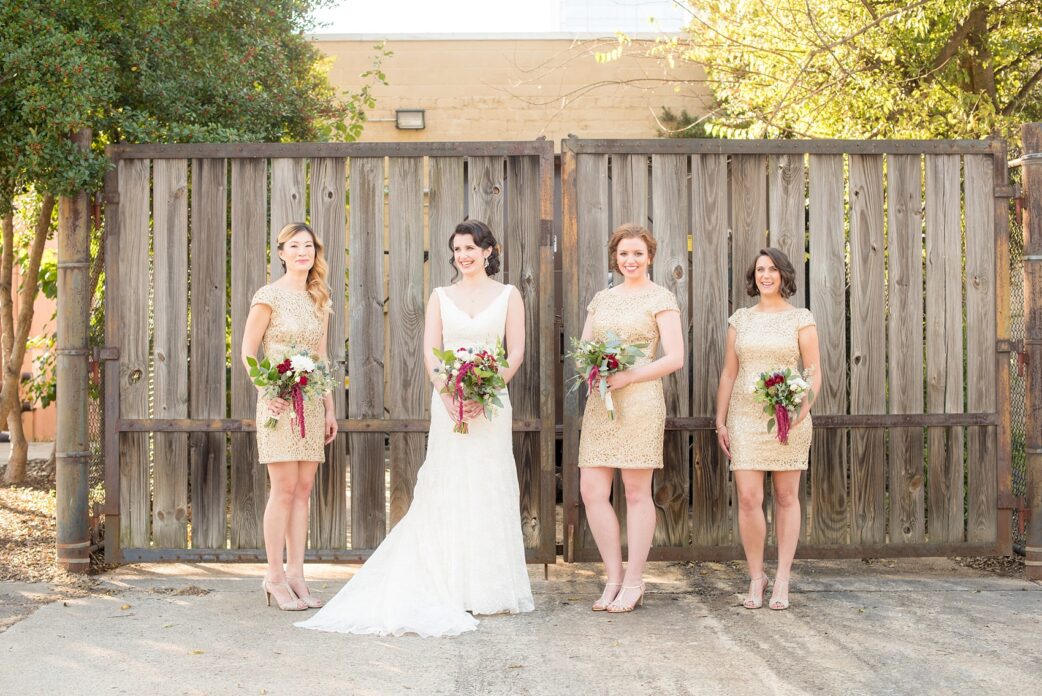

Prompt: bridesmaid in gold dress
[
  {"left": 715, "top": 248, "right": 821, "bottom": 610},
  {"left": 241, "top": 222, "right": 338, "bottom": 611},
  {"left": 578, "top": 223, "right": 684, "bottom": 613}
]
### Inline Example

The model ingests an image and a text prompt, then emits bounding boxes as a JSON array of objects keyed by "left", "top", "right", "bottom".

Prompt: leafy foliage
[{"left": 651, "top": 1, "right": 1042, "bottom": 141}]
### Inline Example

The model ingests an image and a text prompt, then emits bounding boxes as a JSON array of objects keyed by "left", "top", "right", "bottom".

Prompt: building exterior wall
[{"left": 314, "top": 35, "right": 710, "bottom": 143}]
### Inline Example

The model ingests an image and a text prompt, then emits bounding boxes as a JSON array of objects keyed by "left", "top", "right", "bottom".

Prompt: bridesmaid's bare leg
[
  {"left": 580, "top": 467, "right": 623, "bottom": 604},
  {"left": 770, "top": 470, "right": 802, "bottom": 607},
  {"left": 735, "top": 470, "right": 768, "bottom": 602},
  {"left": 264, "top": 461, "right": 304, "bottom": 608},
  {"left": 619, "top": 468, "right": 655, "bottom": 586},
  {"left": 285, "top": 461, "right": 319, "bottom": 577}
]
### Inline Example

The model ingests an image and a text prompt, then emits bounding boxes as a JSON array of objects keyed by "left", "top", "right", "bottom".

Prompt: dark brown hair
[
  {"left": 608, "top": 223, "right": 656, "bottom": 272},
  {"left": 449, "top": 219, "right": 501, "bottom": 280},
  {"left": 745, "top": 247, "right": 797, "bottom": 298}
]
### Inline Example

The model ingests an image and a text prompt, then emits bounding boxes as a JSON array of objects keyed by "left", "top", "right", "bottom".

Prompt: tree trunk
[
  {"left": 0, "top": 194, "right": 55, "bottom": 426},
  {"left": 3, "top": 407, "right": 27, "bottom": 484}
]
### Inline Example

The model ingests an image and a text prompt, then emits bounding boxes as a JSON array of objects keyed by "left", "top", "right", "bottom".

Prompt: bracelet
[{"left": 715, "top": 424, "right": 727, "bottom": 432}]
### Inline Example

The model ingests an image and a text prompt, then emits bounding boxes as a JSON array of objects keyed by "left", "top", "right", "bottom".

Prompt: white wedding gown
[{"left": 296, "top": 284, "right": 534, "bottom": 637}]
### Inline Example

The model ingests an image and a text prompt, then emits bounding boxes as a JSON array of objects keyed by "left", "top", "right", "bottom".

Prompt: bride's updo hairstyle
[{"left": 449, "top": 219, "right": 501, "bottom": 280}]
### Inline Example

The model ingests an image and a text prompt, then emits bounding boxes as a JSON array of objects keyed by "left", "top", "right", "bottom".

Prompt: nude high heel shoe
[
  {"left": 606, "top": 582, "right": 645, "bottom": 613},
  {"left": 262, "top": 579, "right": 308, "bottom": 611},
  {"left": 743, "top": 575, "right": 769, "bottom": 609},
  {"left": 768, "top": 576, "right": 791, "bottom": 610},
  {"left": 592, "top": 582, "right": 622, "bottom": 611},
  {"left": 286, "top": 575, "right": 324, "bottom": 609}
]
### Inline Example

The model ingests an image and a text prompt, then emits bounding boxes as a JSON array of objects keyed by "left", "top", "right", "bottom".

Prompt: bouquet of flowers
[
  {"left": 751, "top": 368, "right": 813, "bottom": 444},
  {"left": 566, "top": 332, "right": 646, "bottom": 420},
  {"left": 247, "top": 349, "right": 334, "bottom": 436},
  {"left": 432, "top": 341, "right": 509, "bottom": 434}
]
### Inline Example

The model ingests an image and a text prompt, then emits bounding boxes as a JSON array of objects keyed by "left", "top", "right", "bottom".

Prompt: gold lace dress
[
  {"left": 726, "top": 306, "right": 816, "bottom": 471},
  {"left": 251, "top": 285, "right": 327, "bottom": 464},
  {"left": 578, "top": 283, "right": 680, "bottom": 470}
]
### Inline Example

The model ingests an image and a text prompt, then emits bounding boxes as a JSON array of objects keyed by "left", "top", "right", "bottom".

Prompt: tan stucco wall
[{"left": 314, "top": 35, "right": 711, "bottom": 143}]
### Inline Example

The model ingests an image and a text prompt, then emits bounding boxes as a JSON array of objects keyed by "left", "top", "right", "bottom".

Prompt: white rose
[{"left": 290, "top": 355, "right": 316, "bottom": 373}]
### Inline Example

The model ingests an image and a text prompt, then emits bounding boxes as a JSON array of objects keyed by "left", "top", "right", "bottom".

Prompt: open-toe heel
[
  {"left": 592, "top": 582, "right": 622, "bottom": 611},
  {"left": 743, "top": 575, "right": 769, "bottom": 609},
  {"left": 262, "top": 579, "right": 308, "bottom": 611}
]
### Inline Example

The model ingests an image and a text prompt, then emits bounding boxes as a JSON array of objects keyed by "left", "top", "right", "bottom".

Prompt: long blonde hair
[{"left": 277, "top": 222, "right": 332, "bottom": 318}]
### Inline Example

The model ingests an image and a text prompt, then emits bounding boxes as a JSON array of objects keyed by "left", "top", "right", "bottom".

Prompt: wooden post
[
  {"left": 56, "top": 128, "right": 92, "bottom": 573},
  {"left": 1022, "top": 123, "right": 1042, "bottom": 581}
]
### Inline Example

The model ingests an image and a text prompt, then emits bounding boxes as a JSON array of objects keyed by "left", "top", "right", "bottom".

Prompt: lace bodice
[
  {"left": 586, "top": 283, "right": 679, "bottom": 365},
  {"left": 435, "top": 284, "right": 513, "bottom": 353},
  {"left": 251, "top": 285, "right": 325, "bottom": 361},
  {"left": 729, "top": 306, "right": 815, "bottom": 388}
]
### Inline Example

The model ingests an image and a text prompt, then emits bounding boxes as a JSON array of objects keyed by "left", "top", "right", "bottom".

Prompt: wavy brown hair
[
  {"left": 277, "top": 222, "right": 332, "bottom": 317},
  {"left": 745, "top": 247, "right": 798, "bottom": 298},
  {"left": 608, "top": 223, "right": 656, "bottom": 272}
]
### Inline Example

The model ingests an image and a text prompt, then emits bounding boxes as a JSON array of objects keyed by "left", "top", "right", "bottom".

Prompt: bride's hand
[
  {"left": 440, "top": 393, "right": 463, "bottom": 423},
  {"left": 461, "top": 400, "right": 484, "bottom": 420}
]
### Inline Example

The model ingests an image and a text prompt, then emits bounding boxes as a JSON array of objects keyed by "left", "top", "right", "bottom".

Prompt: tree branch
[{"left": 1001, "top": 62, "right": 1042, "bottom": 116}]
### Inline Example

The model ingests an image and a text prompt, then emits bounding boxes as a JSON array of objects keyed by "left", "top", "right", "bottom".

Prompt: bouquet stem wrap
[
  {"left": 291, "top": 383, "right": 306, "bottom": 439},
  {"left": 774, "top": 403, "right": 789, "bottom": 445}
]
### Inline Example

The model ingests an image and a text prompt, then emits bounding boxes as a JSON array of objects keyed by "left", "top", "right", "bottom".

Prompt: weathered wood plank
[
  {"left": 611, "top": 154, "right": 649, "bottom": 226},
  {"left": 925, "top": 154, "right": 964, "bottom": 542},
  {"left": 269, "top": 158, "right": 306, "bottom": 281},
  {"left": 887, "top": 154, "right": 926, "bottom": 543},
  {"left": 388, "top": 157, "right": 426, "bottom": 529},
  {"left": 310, "top": 157, "right": 348, "bottom": 548},
  {"left": 229, "top": 159, "right": 268, "bottom": 549},
  {"left": 428, "top": 158, "right": 465, "bottom": 292},
  {"left": 575, "top": 153, "right": 610, "bottom": 551},
  {"left": 650, "top": 154, "right": 690, "bottom": 546},
  {"left": 152, "top": 159, "right": 189, "bottom": 548},
  {"left": 117, "top": 158, "right": 151, "bottom": 549},
  {"left": 964, "top": 154, "right": 997, "bottom": 543},
  {"left": 349, "top": 156, "right": 387, "bottom": 548},
  {"left": 769, "top": 154, "right": 807, "bottom": 307},
  {"left": 189, "top": 158, "right": 228, "bottom": 549},
  {"left": 691, "top": 154, "right": 730, "bottom": 546},
  {"left": 729, "top": 154, "right": 768, "bottom": 542},
  {"left": 848, "top": 155, "right": 886, "bottom": 544},
  {"left": 808, "top": 154, "right": 847, "bottom": 545},
  {"left": 729, "top": 155, "right": 768, "bottom": 310},
  {"left": 506, "top": 155, "right": 542, "bottom": 549},
  {"left": 467, "top": 156, "right": 505, "bottom": 278}
]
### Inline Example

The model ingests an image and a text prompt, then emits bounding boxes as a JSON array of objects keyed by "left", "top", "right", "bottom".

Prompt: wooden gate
[
  {"left": 101, "top": 141, "right": 556, "bottom": 563},
  {"left": 561, "top": 137, "right": 1015, "bottom": 561}
]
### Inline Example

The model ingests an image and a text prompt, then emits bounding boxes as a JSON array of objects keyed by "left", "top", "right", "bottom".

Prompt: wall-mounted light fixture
[{"left": 395, "top": 109, "right": 426, "bottom": 130}]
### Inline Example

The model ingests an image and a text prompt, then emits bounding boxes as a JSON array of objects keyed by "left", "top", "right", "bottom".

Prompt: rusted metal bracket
[
  {"left": 994, "top": 183, "right": 1022, "bottom": 199},
  {"left": 998, "top": 492, "right": 1026, "bottom": 510}
]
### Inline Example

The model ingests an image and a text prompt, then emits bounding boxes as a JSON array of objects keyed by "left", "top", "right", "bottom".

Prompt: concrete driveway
[{"left": 1, "top": 558, "right": 1038, "bottom": 696}]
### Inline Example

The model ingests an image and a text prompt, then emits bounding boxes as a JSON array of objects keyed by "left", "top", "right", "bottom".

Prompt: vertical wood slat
[
  {"left": 729, "top": 155, "right": 767, "bottom": 541},
  {"left": 189, "top": 158, "right": 228, "bottom": 548},
  {"left": 808, "top": 154, "right": 847, "bottom": 544},
  {"left": 965, "top": 154, "right": 997, "bottom": 542},
  {"left": 349, "top": 157, "right": 387, "bottom": 548},
  {"left": 269, "top": 158, "right": 306, "bottom": 281},
  {"left": 310, "top": 158, "right": 348, "bottom": 548},
  {"left": 925, "top": 155, "right": 965, "bottom": 542},
  {"left": 769, "top": 152, "right": 810, "bottom": 541},
  {"left": 229, "top": 159, "right": 268, "bottom": 549},
  {"left": 848, "top": 155, "right": 886, "bottom": 544},
  {"left": 117, "top": 159, "right": 151, "bottom": 548},
  {"left": 561, "top": 147, "right": 581, "bottom": 560},
  {"left": 537, "top": 147, "right": 557, "bottom": 561},
  {"left": 691, "top": 154, "right": 730, "bottom": 545},
  {"left": 388, "top": 157, "right": 426, "bottom": 529},
  {"left": 888, "top": 154, "right": 926, "bottom": 543},
  {"left": 506, "top": 156, "right": 542, "bottom": 548},
  {"left": 611, "top": 154, "right": 649, "bottom": 228},
  {"left": 769, "top": 154, "right": 807, "bottom": 308},
  {"left": 574, "top": 154, "right": 610, "bottom": 552},
  {"left": 152, "top": 160, "right": 189, "bottom": 548},
  {"left": 650, "top": 154, "right": 690, "bottom": 546},
  {"left": 991, "top": 138, "right": 1014, "bottom": 555},
  {"left": 428, "top": 158, "right": 465, "bottom": 292},
  {"left": 468, "top": 156, "right": 505, "bottom": 278}
]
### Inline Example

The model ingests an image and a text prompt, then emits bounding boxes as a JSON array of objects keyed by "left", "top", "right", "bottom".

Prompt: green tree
[
  {"left": 0, "top": 1, "right": 386, "bottom": 483},
  {"left": 648, "top": 1, "right": 1042, "bottom": 140}
]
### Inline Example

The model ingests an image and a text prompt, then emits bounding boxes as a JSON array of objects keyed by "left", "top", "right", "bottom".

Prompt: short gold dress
[
  {"left": 251, "top": 285, "right": 327, "bottom": 465},
  {"left": 578, "top": 283, "right": 679, "bottom": 470},
  {"left": 726, "top": 306, "right": 815, "bottom": 471}
]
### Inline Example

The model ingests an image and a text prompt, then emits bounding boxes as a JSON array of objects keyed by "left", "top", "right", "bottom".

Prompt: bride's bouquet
[
  {"left": 432, "top": 341, "right": 509, "bottom": 434},
  {"left": 566, "top": 332, "right": 646, "bottom": 420},
  {"left": 247, "top": 349, "right": 334, "bottom": 436},
  {"left": 751, "top": 368, "right": 813, "bottom": 444}
]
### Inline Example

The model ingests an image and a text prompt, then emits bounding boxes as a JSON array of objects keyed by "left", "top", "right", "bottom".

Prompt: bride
[{"left": 296, "top": 219, "right": 534, "bottom": 637}]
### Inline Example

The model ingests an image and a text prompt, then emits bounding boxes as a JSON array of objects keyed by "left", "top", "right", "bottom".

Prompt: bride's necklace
[{"left": 454, "top": 280, "right": 498, "bottom": 312}]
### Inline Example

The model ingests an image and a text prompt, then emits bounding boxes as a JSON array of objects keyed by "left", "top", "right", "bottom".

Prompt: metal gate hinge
[{"left": 994, "top": 183, "right": 1021, "bottom": 199}]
